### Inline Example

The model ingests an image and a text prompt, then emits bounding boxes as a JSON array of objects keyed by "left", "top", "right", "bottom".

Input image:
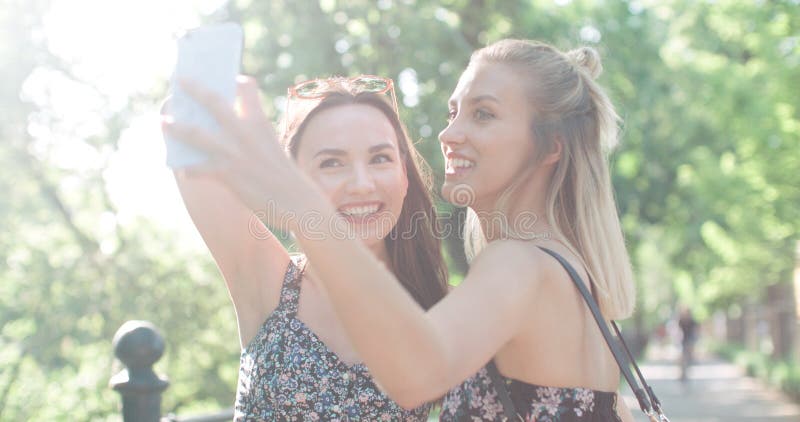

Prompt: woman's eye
[
  {"left": 474, "top": 108, "right": 494, "bottom": 121},
  {"left": 371, "top": 154, "right": 393, "bottom": 164},
  {"left": 447, "top": 109, "right": 457, "bottom": 122},
  {"left": 319, "top": 158, "right": 343, "bottom": 168}
]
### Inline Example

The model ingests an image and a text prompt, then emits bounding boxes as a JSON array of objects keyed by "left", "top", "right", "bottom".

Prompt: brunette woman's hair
[{"left": 282, "top": 86, "right": 448, "bottom": 309}]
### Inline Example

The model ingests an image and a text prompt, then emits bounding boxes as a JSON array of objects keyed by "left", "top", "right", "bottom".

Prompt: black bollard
[{"left": 110, "top": 320, "right": 170, "bottom": 422}]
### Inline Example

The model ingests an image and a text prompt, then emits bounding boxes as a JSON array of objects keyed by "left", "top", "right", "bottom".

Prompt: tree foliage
[{"left": 1, "top": 0, "right": 797, "bottom": 419}]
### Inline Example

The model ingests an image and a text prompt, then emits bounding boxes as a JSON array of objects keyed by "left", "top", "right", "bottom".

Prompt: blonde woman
[{"left": 171, "top": 39, "right": 637, "bottom": 421}]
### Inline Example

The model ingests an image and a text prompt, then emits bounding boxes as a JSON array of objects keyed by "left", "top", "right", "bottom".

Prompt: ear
[{"left": 542, "top": 137, "right": 563, "bottom": 165}]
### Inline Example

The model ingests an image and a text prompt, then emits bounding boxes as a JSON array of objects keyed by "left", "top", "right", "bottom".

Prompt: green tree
[{"left": 2, "top": 0, "right": 798, "bottom": 419}]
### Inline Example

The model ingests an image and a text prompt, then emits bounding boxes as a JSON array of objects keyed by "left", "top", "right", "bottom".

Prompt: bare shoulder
[
  {"left": 466, "top": 239, "right": 560, "bottom": 293},
  {"left": 452, "top": 240, "right": 565, "bottom": 337}
]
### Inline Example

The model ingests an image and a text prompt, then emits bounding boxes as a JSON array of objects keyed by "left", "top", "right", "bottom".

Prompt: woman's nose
[
  {"left": 438, "top": 120, "right": 466, "bottom": 146},
  {"left": 347, "top": 164, "right": 377, "bottom": 194}
]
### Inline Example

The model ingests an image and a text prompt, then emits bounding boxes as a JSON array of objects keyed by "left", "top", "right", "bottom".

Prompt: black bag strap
[
  {"left": 612, "top": 321, "right": 665, "bottom": 415},
  {"left": 538, "top": 247, "right": 668, "bottom": 421}
]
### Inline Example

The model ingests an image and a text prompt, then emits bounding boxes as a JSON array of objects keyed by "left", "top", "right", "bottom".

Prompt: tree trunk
[{"left": 767, "top": 282, "right": 795, "bottom": 360}]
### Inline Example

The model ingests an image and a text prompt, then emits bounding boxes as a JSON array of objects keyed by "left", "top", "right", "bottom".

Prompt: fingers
[
  {"left": 176, "top": 161, "right": 228, "bottom": 180},
  {"left": 237, "top": 75, "right": 266, "bottom": 121},
  {"left": 236, "top": 76, "right": 280, "bottom": 149},
  {"left": 237, "top": 76, "right": 281, "bottom": 148},
  {"left": 159, "top": 95, "right": 172, "bottom": 115},
  {"left": 162, "top": 117, "right": 235, "bottom": 158},
  {"left": 179, "top": 78, "right": 249, "bottom": 142},
  {"left": 179, "top": 76, "right": 279, "bottom": 150}
]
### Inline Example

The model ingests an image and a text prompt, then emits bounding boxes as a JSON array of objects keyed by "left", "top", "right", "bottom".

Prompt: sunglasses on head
[{"left": 284, "top": 75, "right": 399, "bottom": 135}]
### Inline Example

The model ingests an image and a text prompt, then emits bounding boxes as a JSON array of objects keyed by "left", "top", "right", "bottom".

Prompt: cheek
[
  {"left": 473, "top": 131, "right": 533, "bottom": 193},
  {"left": 493, "top": 149, "right": 530, "bottom": 185},
  {"left": 308, "top": 171, "right": 346, "bottom": 201},
  {"left": 380, "top": 168, "right": 409, "bottom": 209},
  {"left": 497, "top": 122, "right": 533, "bottom": 159}
]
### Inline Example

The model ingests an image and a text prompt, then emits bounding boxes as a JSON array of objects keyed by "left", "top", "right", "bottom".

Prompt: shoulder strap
[
  {"left": 277, "top": 255, "right": 305, "bottom": 318},
  {"left": 485, "top": 359, "right": 518, "bottom": 421},
  {"left": 538, "top": 247, "right": 667, "bottom": 420}
]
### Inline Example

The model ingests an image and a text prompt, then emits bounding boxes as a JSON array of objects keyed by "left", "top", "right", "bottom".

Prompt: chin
[
  {"left": 441, "top": 181, "right": 477, "bottom": 208},
  {"left": 359, "top": 230, "right": 393, "bottom": 259},
  {"left": 349, "top": 220, "right": 396, "bottom": 246},
  {"left": 362, "top": 236, "right": 386, "bottom": 249}
]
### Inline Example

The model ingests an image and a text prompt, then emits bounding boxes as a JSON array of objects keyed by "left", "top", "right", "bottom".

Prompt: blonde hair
[{"left": 463, "top": 39, "right": 635, "bottom": 319}]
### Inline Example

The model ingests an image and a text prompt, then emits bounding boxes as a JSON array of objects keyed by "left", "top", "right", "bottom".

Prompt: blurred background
[{"left": 1, "top": 0, "right": 798, "bottom": 420}]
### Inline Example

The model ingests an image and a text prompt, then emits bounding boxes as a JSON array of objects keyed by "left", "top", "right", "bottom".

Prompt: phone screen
[{"left": 166, "top": 22, "right": 243, "bottom": 168}]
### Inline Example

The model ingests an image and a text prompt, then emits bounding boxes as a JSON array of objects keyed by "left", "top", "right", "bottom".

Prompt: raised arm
[
  {"left": 173, "top": 175, "right": 288, "bottom": 346},
  {"left": 163, "top": 92, "right": 289, "bottom": 348},
  {"left": 295, "top": 206, "right": 540, "bottom": 407}
]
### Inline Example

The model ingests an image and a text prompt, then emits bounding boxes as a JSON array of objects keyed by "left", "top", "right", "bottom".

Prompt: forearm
[{"left": 292, "top": 204, "right": 449, "bottom": 405}]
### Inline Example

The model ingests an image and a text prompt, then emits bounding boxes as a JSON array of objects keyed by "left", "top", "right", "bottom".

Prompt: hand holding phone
[{"left": 165, "top": 22, "right": 243, "bottom": 168}]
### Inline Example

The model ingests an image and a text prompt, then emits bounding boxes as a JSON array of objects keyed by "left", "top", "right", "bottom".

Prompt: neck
[{"left": 474, "top": 166, "right": 554, "bottom": 243}]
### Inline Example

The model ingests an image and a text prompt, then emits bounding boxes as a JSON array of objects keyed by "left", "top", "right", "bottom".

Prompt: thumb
[
  {"left": 237, "top": 75, "right": 266, "bottom": 121},
  {"left": 159, "top": 94, "right": 172, "bottom": 115}
]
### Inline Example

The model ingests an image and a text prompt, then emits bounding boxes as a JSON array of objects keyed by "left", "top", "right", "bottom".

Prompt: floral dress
[
  {"left": 234, "top": 256, "right": 430, "bottom": 421},
  {"left": 440, "top": 366, "right": 621, "bottom": 422}
]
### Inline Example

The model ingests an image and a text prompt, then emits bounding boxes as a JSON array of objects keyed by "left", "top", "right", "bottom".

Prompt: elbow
[
  {"left": 376, "top": 325, "right": 453, "bottom": 410},
  {"left": 383, "top": 369, "right": 448, "bottom": 410},
  {"left": 393, "top": 390, "right": 436, "bottom": 411},
  {"left": 394, "top": 391, "right": 430, "bottom": 411}
]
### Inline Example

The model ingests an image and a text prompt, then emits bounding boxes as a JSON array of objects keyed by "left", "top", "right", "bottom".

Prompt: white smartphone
[{"left": 165, "top": 22, "right": 243, "bottom": 168}]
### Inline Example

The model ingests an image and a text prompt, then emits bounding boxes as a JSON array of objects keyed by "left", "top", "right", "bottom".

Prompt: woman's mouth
[
  {"left": 337, "top": 202, "right": 385, "bottom": 223},
  {"left": 445, "top": 157, "right": 476, "bottom": 178}
]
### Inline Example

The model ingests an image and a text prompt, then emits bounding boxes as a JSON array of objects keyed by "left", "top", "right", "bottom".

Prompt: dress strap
[{"left": 276, "top": 254, "right": 306, "bottom": 318}]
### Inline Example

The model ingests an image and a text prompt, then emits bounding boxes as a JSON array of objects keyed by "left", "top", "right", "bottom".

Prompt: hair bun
[{"left": 567, "top": 46, "right": 602, "bottom": 79}]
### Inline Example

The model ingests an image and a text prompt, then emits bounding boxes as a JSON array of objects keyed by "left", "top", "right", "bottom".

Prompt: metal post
[{"left": 110, "top": 320, "right": 169, "bottom": 422}]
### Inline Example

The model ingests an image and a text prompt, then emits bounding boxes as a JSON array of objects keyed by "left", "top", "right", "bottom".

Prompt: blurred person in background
[{"left": 678, "top": 306, "right": 698, "bottom": 382}]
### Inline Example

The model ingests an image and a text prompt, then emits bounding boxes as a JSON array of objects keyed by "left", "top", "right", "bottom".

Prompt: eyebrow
[
  {"left": 313, "top": 143, "right": 396, "bottom": 159},
  {"left": 449, "top": 94, "right": 500, "bottom": 106},
  {"left": 368, "top": 143, "right": 395, "bottom": 153}
]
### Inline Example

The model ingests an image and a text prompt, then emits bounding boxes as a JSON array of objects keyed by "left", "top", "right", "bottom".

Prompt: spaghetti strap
[{"left": 276, "top": 254, "right": 306, "bottom": 319}]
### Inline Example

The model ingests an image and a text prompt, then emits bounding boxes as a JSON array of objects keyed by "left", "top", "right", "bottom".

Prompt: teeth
[
  {"left": 448, "top": 158, "right": 475, "bottom": 169},
  {"left": 340, "top": 204, "right": 380, "bottom": 216}
]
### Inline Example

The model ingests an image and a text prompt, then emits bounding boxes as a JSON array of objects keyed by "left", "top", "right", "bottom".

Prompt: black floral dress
[
  {"left": 440, "top": 366, "right": 621, "bottom": 421},
  {"left": 234, "top": 255, "right": 430, "bottom": 421}
]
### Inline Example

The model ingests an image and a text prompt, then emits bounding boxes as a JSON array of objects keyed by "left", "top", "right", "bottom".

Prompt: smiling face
[
  {"left": 295, "top": 103, "right": 408, "bottom": 250},
  {"left": 439, "top": 61, "right": 537, "bottom": 211}
]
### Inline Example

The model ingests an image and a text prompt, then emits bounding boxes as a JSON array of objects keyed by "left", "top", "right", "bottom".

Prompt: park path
[{"left": 621, "top": 353, "right": 800, "bottom": 422}]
